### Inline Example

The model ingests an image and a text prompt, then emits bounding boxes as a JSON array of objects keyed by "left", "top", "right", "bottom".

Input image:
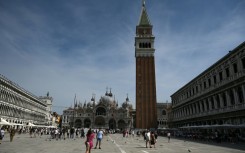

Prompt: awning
[
  {"left": 0, "top": 118, "right": 11, "bottom": 125},
  {"left": 10, "top": 123, "right": 23, "bottom": 126},
  {"left": 27, "top": 122, "right": 36, "bottom": 127}
]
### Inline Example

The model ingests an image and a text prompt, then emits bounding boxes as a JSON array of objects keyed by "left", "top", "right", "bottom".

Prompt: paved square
[{"left": 0, "top": 133, "right": 244, "bottom": 153}]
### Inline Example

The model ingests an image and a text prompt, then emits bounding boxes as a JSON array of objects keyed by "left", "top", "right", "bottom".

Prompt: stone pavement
[{"left": 0, "top": 133, "right": 245, "bottom": 153}]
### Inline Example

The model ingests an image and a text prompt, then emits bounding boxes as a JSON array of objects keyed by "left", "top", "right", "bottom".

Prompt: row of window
[
  {"left": 0, "top": 87, "right": 46, "bottom": 113},
  {"left": 173, "top": 56, "right": 245, "bottom": 105},
  {"left": 175, "top": 117, "right": 244, "bottom": 127},
  {"left": 173, "top": 85, "right": 245, "bottom": 119},
  {"left": 0, "top": 104, "right": 45, "bottom": 121},
  {"left": 139, "top": 42, "right": 151, "bottom": 48}
]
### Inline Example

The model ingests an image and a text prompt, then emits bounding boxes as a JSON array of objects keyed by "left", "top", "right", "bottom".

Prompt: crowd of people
[{"left": 0, "top": 126, "right": 175, "bottom": 153}]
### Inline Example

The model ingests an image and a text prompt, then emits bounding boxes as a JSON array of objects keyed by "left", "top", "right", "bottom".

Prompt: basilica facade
[{"left": 62, "top": 90, "right": 134, "bottom": 130}]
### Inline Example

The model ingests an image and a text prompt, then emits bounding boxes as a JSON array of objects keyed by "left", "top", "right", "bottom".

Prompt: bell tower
[{"left": 135, "top": 1, "right": 157, "bottom": 129}]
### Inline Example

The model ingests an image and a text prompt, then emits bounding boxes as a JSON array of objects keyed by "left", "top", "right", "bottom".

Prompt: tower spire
[{"left": 138, "top": 0, "right": 151, "bottom": 26}]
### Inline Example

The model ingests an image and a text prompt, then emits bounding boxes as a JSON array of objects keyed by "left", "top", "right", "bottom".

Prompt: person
[
  {"left": 0, "top": 127, "right": 4, "bottom": 144},
  {"left": 167, "top": 132, "right": 171, "bottom": 143},
  {"left": 76, "top": 128, "right": 79, "bottom": 138},
  {"left": 67, "top": 128, "right": 70, "bottom": 138},
  {"left": 154, "top": 131, "right": 158, "bottom": 143},
  {"left": 70, "top": 127, "right": 75, "bottom": 139},
  {"left": 132, "top": 130, "right": 135, "bottom": 138},
  {"left": 145, "top": 130, "right": 151, "bottom": 148},
  {"left": 81, "top": 128, "right": 85, "bottom": 138},
  {"left": 94, "top": 128, "right": 103, "bottom": 149},
  {"left": 85, "top": 128, "right": 95, "bottom": 153},
  {"left": 30, "top": 128, "right": 33, "bottom": 138},
  {"left": 150, "top": 131, "right": 156, "bottom": 148},
  {"left": 10, "top": 128, "right": 15, "bottom": 142},
  {"left": 55, "top": 128, "right": 59, "bottom": 140}
]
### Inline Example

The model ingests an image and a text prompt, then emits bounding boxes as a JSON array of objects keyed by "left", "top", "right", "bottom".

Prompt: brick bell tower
[{"left": 135, "top": 1, "right": 157, "bottom": 129}]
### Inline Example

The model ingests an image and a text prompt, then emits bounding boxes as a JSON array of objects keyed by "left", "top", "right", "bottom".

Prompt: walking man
[
  {"left": 145, "top": 130, "right": 151, "bottom": 148},
  {"left": 167, "top": 131, "right": 171, "bottom": 143},
  {"left": 10, "top": 128, "right": 15, "bottom": 142},
  {"left": 94, "top": 128, "right": 103, "bottom": 149}
]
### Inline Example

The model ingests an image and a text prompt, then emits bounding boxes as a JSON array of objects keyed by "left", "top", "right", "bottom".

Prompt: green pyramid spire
[{"left": 138, "top": 1, "right": 151, "bottom": 26}]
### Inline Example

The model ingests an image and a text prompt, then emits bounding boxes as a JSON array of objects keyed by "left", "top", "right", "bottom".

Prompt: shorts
[{"left": 97, "top": 138, "right": 102, "bottom": 141}]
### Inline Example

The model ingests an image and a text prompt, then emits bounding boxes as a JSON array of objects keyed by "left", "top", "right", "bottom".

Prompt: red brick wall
[{"left": 136, "top": 56, "right": 157, "bottom": 129}]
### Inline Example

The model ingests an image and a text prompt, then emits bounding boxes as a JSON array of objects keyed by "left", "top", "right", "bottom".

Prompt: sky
[{"left": 0, "top": 0, "right": 245, "bottom": 114}]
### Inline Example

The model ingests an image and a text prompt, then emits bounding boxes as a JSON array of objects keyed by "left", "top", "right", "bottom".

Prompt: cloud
[{"left": 0, "top": 0, "right": 245, "bottom": 114}]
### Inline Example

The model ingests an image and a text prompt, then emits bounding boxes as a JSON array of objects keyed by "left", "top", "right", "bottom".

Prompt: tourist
[
  {"left": 81, "top": 128, "right": 85, "bottom": 138},
  {"left": 67, "top": 128, "right": 70, "bottom": 138},
  {"left": 131, "top": 130, "right": 135, "bottom": 138},
  {"left": 154, "top": 131, "right": 158, "bottom": 143},
  {"left": 167, "top": 131, "right": 171, "bottom": 143},
  {"left": 70, "top": 127, "right": 75, "bottom": 139},
  {"left": 94, "top": 128, "right": 103, "bottom": 149},
  {"left": 10, "top": 128, "right": 15, "bottom": 142},
  {"left": 150, "top": 131, "right": 156, "bottom": 148},
  {"left": 0, "top": 127, "right": 4, "bottom": 144},
  {"left": 145, "top": 130, "right": 151, "bottom": 148},
  {"left": 85, "top": 128, "right": 95, "bottom": 153}
]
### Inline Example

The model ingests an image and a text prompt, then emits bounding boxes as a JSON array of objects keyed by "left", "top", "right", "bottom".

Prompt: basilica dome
[
  {"left": 99, "top": 90, "right": 116, "bottom": 106},
  {"left": 87, "top": 101, "right": 93, "bottom": 107},
  {"left": 122, "top": 96, "right": 132, "bottom": 109}
]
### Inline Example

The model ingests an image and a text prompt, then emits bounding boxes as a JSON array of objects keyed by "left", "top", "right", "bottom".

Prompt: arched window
[
  {"left": 237, "top": 87, "right": 244, "bottom": 103},
  {"left": 211, "top": 97, "right": 215, "bottom": 109},
  {"left": 216, "top": 95, "right": 220, "bottom": 108},
  {"left": 96, "top": 107, "right": 106, "bottom": 116},
  {"left": 229, "top": 89, "right": 235, "bottom": 105},
  {"left": 162, "top": 110, "right": 166, "bottom": 115},
  {"left": 222, "top": 93, "right": 227, "bottom": 107}
]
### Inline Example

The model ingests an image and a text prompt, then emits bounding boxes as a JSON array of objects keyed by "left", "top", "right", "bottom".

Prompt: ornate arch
[
  {"left": 109, "top": 118, "right": 116, "bottom": 130},
  {"left": 162, "top": 110, "right": 166, "bottom": 115},
  {"left": 84, "top": 118, "right": 91, "bottom": 128},
  {"left": 96, "top": 107, "right": 106, "bottom": 116},
  {"left": 75, "top": 119, "right": 82, "bottom": 128},
  {"left": 118, "top": 119, "right": 126, "bottom": 130},
  {"left": 94, "top": 116, "right": 105, "bottom": 128}
]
